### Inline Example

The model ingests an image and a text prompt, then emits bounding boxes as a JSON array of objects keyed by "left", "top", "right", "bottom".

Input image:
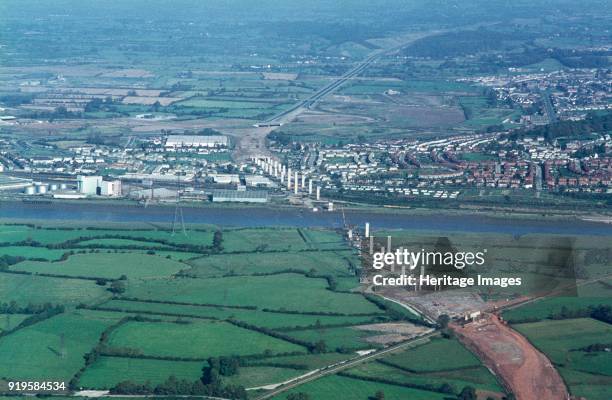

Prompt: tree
[
  {"left": 437, "top": 314, "right": 450, "bottom": 329},
  {"left": 201, "top": 366, "right": 221, "bottom": 386},
  {"left": 439, "top": 383, "right": 454, "bottom": 394},
  {"left": 212, "top": 230, "right": 223, "bottom": 251},
  {"left": 287, "top": 393, "right": 310, "bottom": 400},
  {"left": 458, "top": 386, "right": 477, "bottom": 400},
  {"left": 312, "top": 340, "right": 327, "bottom": 353},
  {"left": 108, "top": 280, "right": 126, "bottom": 294}
]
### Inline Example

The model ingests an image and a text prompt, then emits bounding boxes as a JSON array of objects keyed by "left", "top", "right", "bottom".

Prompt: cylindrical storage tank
[
  {"left": 36, "top": 184, "right": 47, "bottom": 194},
  {"left": 50, "top": 184, "right": 59, "bottom": 191},
  {"left": 60, "top": 183, "right": 68, "bottom": 190},
  {"left": 25, "top": 186, "right": 36, "bottom": 195}
]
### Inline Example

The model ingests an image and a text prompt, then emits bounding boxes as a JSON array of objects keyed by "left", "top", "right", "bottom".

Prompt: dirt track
[{"left": 453, "top": 314, "right": 569, "bottom": 400}]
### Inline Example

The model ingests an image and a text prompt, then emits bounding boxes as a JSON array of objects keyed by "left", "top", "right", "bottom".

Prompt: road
[
  {"left": 233, "top": 31, "right": 439, "bottom": 161},
  {"left": 542, "top": 89, "right": 558, "bottom": 123},
  {"left": 262, "top": 46, "right": 395, "bottom": 125},
  {"left": 254, "top": 332, "right": 437, "bottom": 400}
]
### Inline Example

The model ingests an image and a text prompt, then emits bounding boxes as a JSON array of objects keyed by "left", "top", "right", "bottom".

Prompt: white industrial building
[
  {"left": 77, "top": 175, "right": 102, "bottom": 195},
  {"left": 77, "top": 175, "right": 122, "bottom": 197},
  {"left": 100, "top": 180, "right": 122, "bottom": 196},
  {"left": 210, "top": 173, "right": 240, "bottom": 184},
  {"left": 165, "top": 135, "right": 229, "bottom": 148},
  {"left": 209, "top": 189, "right": 267, "bottom": 203},
  {"left": 244, "top": 175, "right": 275, "bottom": 188}
]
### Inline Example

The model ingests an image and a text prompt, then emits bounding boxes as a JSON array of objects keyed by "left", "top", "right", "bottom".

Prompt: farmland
[
  {"left": 0, "top": 222, "right": 448, "bottom": 398},
  {"left": 271, "top": 374, "right": 458, "bottom": 400},
  {"left": 107, "top": 320, "right": 305, "bottom": 358}
]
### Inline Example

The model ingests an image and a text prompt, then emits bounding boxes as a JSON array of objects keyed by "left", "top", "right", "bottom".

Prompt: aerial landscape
[{"left": 0, "top": 1, "right": 610, "bottom": 400}]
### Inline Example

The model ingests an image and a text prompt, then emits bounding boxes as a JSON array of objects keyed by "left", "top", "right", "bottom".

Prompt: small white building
[{"left": 100, "top": 180, "right": 122, "bottom": 197}]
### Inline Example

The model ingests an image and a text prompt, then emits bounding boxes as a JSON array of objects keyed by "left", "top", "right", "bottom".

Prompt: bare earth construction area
[{"left": 453, "top": 314, "right": 569, "bottom": 400}]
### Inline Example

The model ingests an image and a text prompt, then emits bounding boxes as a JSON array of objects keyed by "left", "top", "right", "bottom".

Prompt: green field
[
  {"left": 124, "top": 273, "right": 379, "bottom": 314},
  {"left": 0, "top": 224, "right": 388, "bottom": 393},
  {"left": 0, "top": 313, "right": 30, "bottom": 332},
  {"left": 223, "top": 366, "right": 303, "bottom": 388},
  {"left": 12, "top": 253, "right": 186, "bottom": 279},
  {"left": 219, "top": 228, "right": 314, "bottom": 252},
  {"left": 0, "top": 246, "right": 68, "bottom": 261},
  {"left": 503, "top": 297, "right": 612, "bottom": 323},
  {"left": 107, "top": 320, "right": 305, "bottom": 358},
  {"left": 98, "top": 299, "right": 382, "bottom": 329},
  {"left": 0, "top": 225, "right": 214, "bottom": 248},
  {"left": 177, "top": 97, "right": 288, "bottom": 110},
  {"left": 270, "top": 374, "right": 452, "bottom": 400},
  {"left": 345, "top": 361, "right": 502, "bottom": 394},
  {"left": 0, "top": 273, "right": 110, "bottom": 306},
  {"left": 286, "top": 326, "right": 379, "bottom": 351},
  {"left": 78, "top": 357, "right": 203, "bottom": 389},
  {"left": 0, "top": 311, "right": 122, "bottom": 381},
  {"left": 380, "top": 337, "right": 482, "bottom": 372},
  {"left": 187, "top": 250, "right": 356, "bottom": 277}
]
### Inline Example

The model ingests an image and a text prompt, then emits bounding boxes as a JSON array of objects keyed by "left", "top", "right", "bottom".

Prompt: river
[{"left": 1, "top": 201, "right": 610, "bottom": 236}]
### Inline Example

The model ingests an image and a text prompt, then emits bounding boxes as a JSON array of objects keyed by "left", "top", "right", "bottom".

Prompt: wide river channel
[{"left": 1, "top": 201, "right": 610, "bottom": 236}]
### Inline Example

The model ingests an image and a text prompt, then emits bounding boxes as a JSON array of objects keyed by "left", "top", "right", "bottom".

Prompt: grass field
[
  {"left": 76, "top": 238, "right": 176, "bottom": 249},
  {"left": 0, "top": 225, "right": 214, "bottom": 248},
  {"left": 124, "top": 274, "right": 379, "bottom": 314},
  {"left": 0, "top": 273, "right": 110, "bottom": 306},
  {"left": 107, "top": 320, "right": 305, "bottom": 358},
  {"left": 78, "top": 357, "right": 203, "bottom": 389},
  {"left": 0, "top": 311, "right": 123, "bottom": 381},
  {"left": 285, "top": 326, "right": 379, "bottom": 351},
  {"left": 0, "top": 246, "right": 67, "bottom": 261},
  {"left": 177, "top": 98, "right": 288, "bottom": 110},
  {"left": 187, "top": 250, "right": 356, "bottom": 277},
  {"left": 220, "top": 228, "right": 316, "bottom": 252},
  {"left": 380, "top": 337, "right": 482, "bottom": 372},
  {"left": 0, "top": 313, "right": 30, "bottom": 332},
  {"left": 11, "top": 253, "right": 186, "bottom": 279},
  {"left": 270, "top": 374, "right": 451, "bottom": 400},
  {"left": 503, "top": 297, "right": 612, "bottom": 323},
  {"left": 346, "top": 361, "right": 502, "bottom": 394},
  {"left": 97, "top": 299, "right": 383, "bottom": 329},
  {"left": 223, "top": 366, "right": 303, "bottom": 388}
]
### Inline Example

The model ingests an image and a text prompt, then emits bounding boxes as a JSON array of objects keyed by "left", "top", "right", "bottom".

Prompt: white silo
[{"left": 36, "top": 184, "right": 47, "bottom": 194}]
